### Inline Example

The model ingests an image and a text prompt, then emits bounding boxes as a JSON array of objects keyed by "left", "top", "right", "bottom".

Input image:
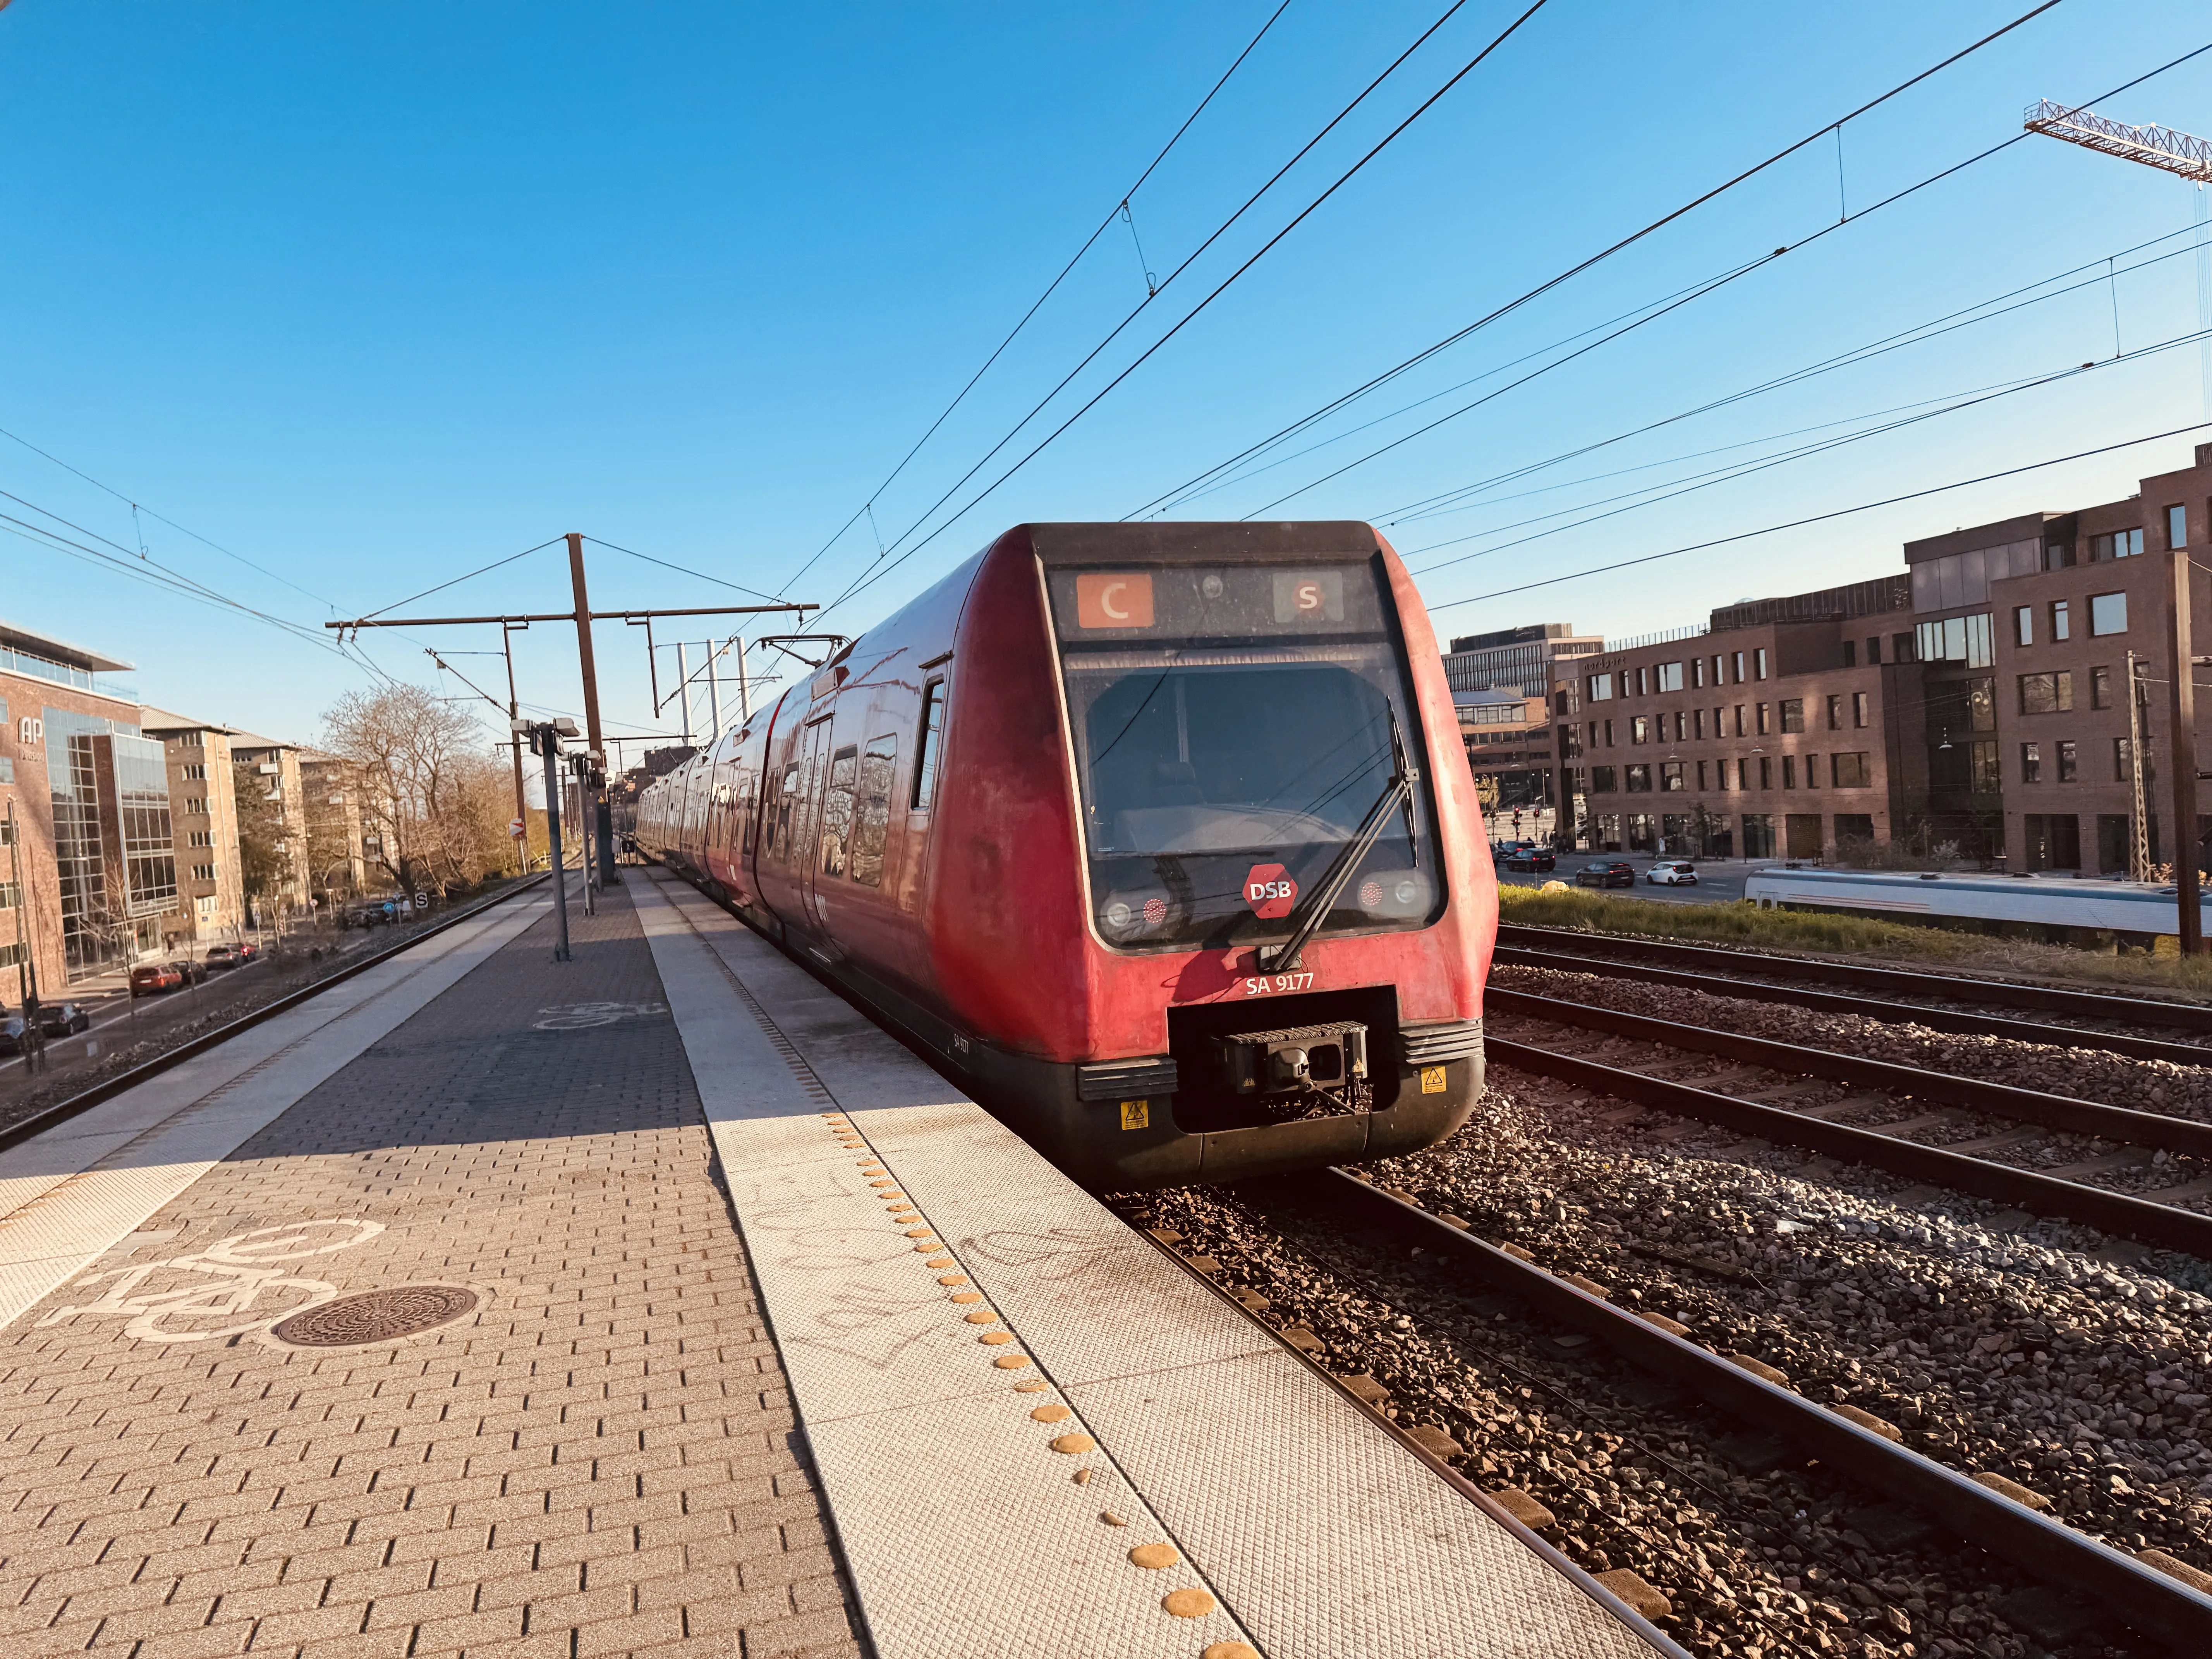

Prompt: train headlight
[
  {"left": 1099, "top": 888, "right": 1172, "bottom": 942},
  {"left": 1359, "top": 869, "right": 1432, "bottom": 919},
  {"left": 1103, "top": 900, "right": 1133, "bottom": 930},
  {"left": 1393, "top": 878, "right": 1418, "bottom": 905}
]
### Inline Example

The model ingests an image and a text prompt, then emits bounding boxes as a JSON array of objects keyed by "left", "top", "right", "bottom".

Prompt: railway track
[
  {"left": 1498, "top": 923, "right": 2212, "bottom": 1063},
  {"left": 1124, "top": 1169, "right": 2212, "bottom": 1655},
  {"left": 1485, "top": 988, "right": 2212, "bottom": 1257}
]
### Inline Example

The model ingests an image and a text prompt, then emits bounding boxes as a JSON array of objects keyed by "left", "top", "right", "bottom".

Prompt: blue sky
[{"left": 4, "top": 1, "right": 2211, "bottom": 753}]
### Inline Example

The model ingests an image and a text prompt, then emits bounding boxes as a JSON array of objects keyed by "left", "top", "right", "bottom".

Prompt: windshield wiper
[{"left": 1256, "top": 710, "right": 1419, "bottom": 974}]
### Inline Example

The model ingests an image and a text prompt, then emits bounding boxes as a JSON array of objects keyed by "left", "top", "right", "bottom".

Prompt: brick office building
[
  {"left": 1551, "top": 577, "right": 1920, "bottom": 857},
  {"left": 139, "top": 707, "right": 248, "bottom": 951},
  {"left": 1908, "top": 441, "right": 2212, "bottom": 872},
  {"left": 1443, "top": 623, "right": 1602, "bottom": 838},
  {"left": 1, "top": 622, "right": 176, "bottom": 992}
]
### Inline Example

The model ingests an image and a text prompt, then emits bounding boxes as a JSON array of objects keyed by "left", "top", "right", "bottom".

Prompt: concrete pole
[
  {"left": 735, "top": 637, "right": 749, "bottom": 724},
  {"left": 563, "top": 533, "right": 615, "bottom": 883},
  {"left": 2170, "top": 548, "right": 2202, "bottom": 951},
  {"left": 501, "top": 623, "right": 528, "bottom": 876},
  {"left": 707, "top": 644, "right": 721, "bottom": 743},
  {"left": 675, "top": 642, "right": 692, "bottom": 744},
  {"left": 540, "top": 732, "right": 570, "bottom": 962}
]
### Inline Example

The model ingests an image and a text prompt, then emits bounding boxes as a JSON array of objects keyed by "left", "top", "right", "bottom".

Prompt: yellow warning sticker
[
  {"left": 1119, "top": 1099, "right": 1150, "bottom": 1130},
  {"left": 1420, "top": 1065, "right": 1448, "bottom": 1094}
]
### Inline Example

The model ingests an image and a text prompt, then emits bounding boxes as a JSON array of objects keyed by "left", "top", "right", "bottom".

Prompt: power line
[
  {"left": 1122, "top": 3, "right": 2099, "bottom": 523},
  {"left": 357, "top": 538, "right": 564, "bottom": 621},
  {"left": 0, "top": 422, "right": 338, "bottom": 611},
  {"left": 821, "top": 0, "right": 1556, "bottom": 625},
  {"left": 584, "top": 536, "right": 789, "bottom": 604},
  {"left": 777, "top": 0, "right": 1298, "bottom": 596},
  {"left": 1429, "top": 418, "right": 2212, "bottom": 613}
]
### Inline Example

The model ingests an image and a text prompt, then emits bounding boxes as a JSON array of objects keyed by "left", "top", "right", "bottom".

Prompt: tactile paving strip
[{"left": 637, "top": 876, "right": 1661, "bottom": 1658}]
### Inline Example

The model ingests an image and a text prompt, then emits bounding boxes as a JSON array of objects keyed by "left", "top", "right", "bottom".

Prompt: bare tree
[{"left": 320, "top": 686, "right": 511, "bottom": 896}]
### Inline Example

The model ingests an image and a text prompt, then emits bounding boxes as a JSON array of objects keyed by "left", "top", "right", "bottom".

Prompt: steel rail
[
  {"left": 1496, "top": 943, "right": 2212, "bottom": 1068},
  {"left": 0, "top": 874, "right": 551, "bottom": 1157},
  {"left": 1497, "top": 921, "right": 2212, "bottom": 1034},
  {"left": 1312, "top": 1169, "right": 2212, "bottom": 1652},
  {"left": 1483, "top": 1025, "right": 2212, "bottom": 1257},
  {"left": 1487, "top": 986, "right": 2212, "bottom": 1159}
]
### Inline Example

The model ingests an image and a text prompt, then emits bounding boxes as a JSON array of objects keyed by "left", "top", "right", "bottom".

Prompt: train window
[
  {"left": 771, "top": 764, "right": 799, "bottom": 861},
  {"left": 821, "top": 747, "right": 859, "bottom": 876},
  {"left": 850, "top": 736, "right": 898, "bottom": 887},
  {"left": 913, "top": 678, "right": 948, "bottom": 810}
]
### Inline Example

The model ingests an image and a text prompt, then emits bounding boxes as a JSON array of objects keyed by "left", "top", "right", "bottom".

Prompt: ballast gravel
[{"left": 1116, "top": 1067, "right": 2212, "bottom": 1659}]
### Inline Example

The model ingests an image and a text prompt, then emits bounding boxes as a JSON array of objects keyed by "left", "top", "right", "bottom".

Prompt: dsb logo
[{"left": 1243, "top": 863, "right": 1298, "bottom": 919}]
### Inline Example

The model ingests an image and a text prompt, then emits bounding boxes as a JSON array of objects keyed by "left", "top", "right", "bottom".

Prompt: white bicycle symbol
[
  {"left": 532, "top": 1001, "right": 669, "bottom": 1030},
  {"left": 39, "top": 1219, "right": 386, "bottom": 1344}
]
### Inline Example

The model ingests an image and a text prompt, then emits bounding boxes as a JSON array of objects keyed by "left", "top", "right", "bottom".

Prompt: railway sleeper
[{"left": 1322, "top": 1169, "right": 2212, "bottom": 1652}]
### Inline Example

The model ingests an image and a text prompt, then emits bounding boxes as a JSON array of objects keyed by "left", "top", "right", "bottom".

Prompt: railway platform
[{"left": 0, "top": 874, "right": 1679, "bottom": 1659}]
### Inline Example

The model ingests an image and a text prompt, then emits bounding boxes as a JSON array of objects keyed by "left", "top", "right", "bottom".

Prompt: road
[{"left": 1491, "top": 850, "right": 1759, "bottom": 907}]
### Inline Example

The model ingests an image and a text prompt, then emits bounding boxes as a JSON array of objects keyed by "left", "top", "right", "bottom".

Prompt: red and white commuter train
[{"left": 634, "top": 521, "right": 1497, "bottom": 1187}]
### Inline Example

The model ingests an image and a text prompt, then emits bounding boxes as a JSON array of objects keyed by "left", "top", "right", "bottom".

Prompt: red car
[
  {"left": 636, "top": 521, "right": 1497, "bottom": 1187},
  {"left": 129, "top": 963, "right": 184, "bottom": 998}
]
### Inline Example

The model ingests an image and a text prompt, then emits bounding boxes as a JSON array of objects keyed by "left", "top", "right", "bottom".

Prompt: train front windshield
[{"left": 1047, "top": 558, "right": 1442, "bottom": 952}]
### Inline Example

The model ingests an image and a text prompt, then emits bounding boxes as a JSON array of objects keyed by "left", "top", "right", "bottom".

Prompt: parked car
[
  {"left": 205, "top": 945, "right": 241, "bottom": 970},
  {"left": 1645, "top": 861, "right": 1700, "bottom": 886},
  {"left": 0, "top": 1015, "right": 30, "bottom": 1055},
  {"left": 38, "top": 1002, "right": 90, "bottom": 1037},
  {"left": 233, "top": 941, "right": 261, "bottom": 961},
  {"left": 129, "top": 963, "right": 184, "bottom": 998},
  {"left": 1503, "top": 847, "right": 1556, "bottom": 872},
  {"left": 168, "top": 959, "right": 207, "bottom": 986},
  {"left": 1575, "top": 860, "right": 1638, "bottom": 889}
]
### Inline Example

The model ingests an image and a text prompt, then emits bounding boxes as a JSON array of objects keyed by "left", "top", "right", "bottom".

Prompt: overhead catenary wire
[
  {"left": 584, "top": 536, "right": 790, "bottom": 605},
  {"left": 1429, "top": 417, "right": 2212, "bottom": 612},
  {"left": 776, "top": 0, "right": 1298, "bottom": 597},
  {"left": 819, "top": 0, "right": 1556, "bottom": 626},
  {"left": 356, "top": 538, "right": 565, "bottom": 622},
  {"left": 826, "top": 0, "right": 1498, "bottom": 608},
  {"left": 1125, "top": 10, "right": 2198, "bottom": 527}
]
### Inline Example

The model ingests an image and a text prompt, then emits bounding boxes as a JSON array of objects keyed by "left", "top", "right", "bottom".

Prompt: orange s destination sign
[
  {"left": 1244, "top": 863, "right": 1298, "bottom": 920},
  {"left": 1076, "top": 572, "right": 1154, "bottom": 629}
]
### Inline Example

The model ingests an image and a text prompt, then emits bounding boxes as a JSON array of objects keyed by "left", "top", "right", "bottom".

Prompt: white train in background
[{"left": 1742, "top": 865, "right": 2181, "bottom": 945}]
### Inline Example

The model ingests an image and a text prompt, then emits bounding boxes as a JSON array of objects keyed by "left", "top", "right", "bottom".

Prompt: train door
[{"left": 788, "top": 715, "right": 838, "bottom": 936}]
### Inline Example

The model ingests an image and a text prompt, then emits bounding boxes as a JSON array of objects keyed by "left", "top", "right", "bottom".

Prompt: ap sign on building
[{"left": 1243, "top": 863, "right": 1298, "bottom": 919}]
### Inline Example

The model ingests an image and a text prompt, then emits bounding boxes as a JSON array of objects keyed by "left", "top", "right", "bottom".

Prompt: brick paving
[{"left": 0, "top": 884, "right": 863, "bottom": 1659}]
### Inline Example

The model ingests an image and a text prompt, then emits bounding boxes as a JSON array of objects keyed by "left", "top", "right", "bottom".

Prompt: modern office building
[{"left": 0, "top": 622, "right": 174, "bottom": 989}]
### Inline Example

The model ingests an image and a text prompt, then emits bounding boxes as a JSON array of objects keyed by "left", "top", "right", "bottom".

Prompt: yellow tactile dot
[
  {"left": 980, "top": 1331, "right": 1015, "bottom": 1345},
  {"left": 1202, "top": 1645, "right": 1259, "bottom": 1659},
  {"left": 949, "top": 1291, "right": 983, "bottom": 1304},
  {"left": 870, "top": 1179, "right": 896, "bottom": 1188},
  {"left": 924, "top": 1255, "right": 953, "bottom": 1267},
  {"left": 1014, "top": 1379, "right": 1049, "bottom": 1393},
  {"left": 913, "top": 1243, "right": 942, "bottom": 1253},
  {"left": 1128, "top": 1544, "right": 1179, "bottom": 1570},
  {"left": 891, "top": 1214, "right": 921, "bottom": 1224},
  {"left": 937, "top": 1275, "right": 969, "bottom": 1286},
  {"left": 1163, "top": 1589, "right": 1217, "bottom": 1619},
  {"left": 963, "top": 1310, "right": 998, "bottom": 1325},
  {"left": 905, "top": 1229, "right": 935, "bottom": 1240},
  {"left": 1050, "top": 1433, "right": 1097, "bottom": 1455},
  {"left": 992, "top": 1354, "right": 1030, "bottom": 1369},
  {"left": 1029, "top": 1404, "right": 1071, "bottom": 1423}
]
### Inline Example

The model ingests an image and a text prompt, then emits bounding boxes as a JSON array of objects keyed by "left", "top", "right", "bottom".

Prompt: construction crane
[{"left": 2025, "top": 99, "right": 2212, "bottom": 182}]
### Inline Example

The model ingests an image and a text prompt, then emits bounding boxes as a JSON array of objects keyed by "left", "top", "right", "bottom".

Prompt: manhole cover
[{"left": 271, "top": 1285, "right": 479, "bottom": 1347}]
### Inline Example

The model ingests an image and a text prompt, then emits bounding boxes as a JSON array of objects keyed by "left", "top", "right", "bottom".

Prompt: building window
[
  {"left": 1893, "top": 630, "right": 1915, "bottom": 663},
  {"left": 2044, "top": 540, "right": 2076, "bottom": 570},
  {"left": 1852, "top": 691, "right": 1869, "bottom": 728},
  {"left": 1778, "top": 698, "right": 1805, "bottom": 733},
  {"left": 2017, "top": 671, "right": 2073, "bottom": 714},
  {"left": 1971, "top": 740, "right": 2001, "bottom": 794},
  {"left": 183, "top": 797, "right": 205, "bottom": 814},
  {"left": 197, "top": 895, "right": 217, "bottom": 918},
  {"left": 1625, "top": 764, "right": 1652, "bottom": 792},
  {"left": 2090, "top": 665, "right": 2112, "bottom": 709},
  {"left": 1831, "top": 752, "right": 1872, "bottom": 788},
  {"left": 188, "top": 830, "right": 215, "bottom": 848},
  {"left": 1585, "top": 672, "right": 1613, "bottom": 702},
  {"left": 2114, "top": 736, "right": 2134, "bottom": 782},
  {"left": 2169, "top": 504, "right": 2188, "bottom": 549},
  {"left": 1690, "top": 657, "right": 1704, "bottom": 689},
  {"left": 1604, "top": 719, "right": 1616, "bottom": 746},
  {"left": 1590, "top": 766, "right": 1618, "bottom": 793},
  {"left": 1660, "top": 761, "right": 1684, "bottom": 792},
  {"left": 1631, "top": 667, "right": 1645, "bottom": 697},
  {"left": 192, "top": 864, "right": 216, "bottom": 881},
  {"left": 1731, "top": 651, "right": 1745, "bottom": 684},
  {"left": 1756, "top": 703, "right": 1771, "bottom": 736},
  {"left": 2090, "top": 528, "right": 2143, "bottom": 560},
  {"left": 2089, "top": 592, "right": 2127, "bottom": 635},
  {"left": 1732, "top": 705, "right": 1745, "bottom": 737},
  {"left": 2057, "top": 738, "right": 2078, "bottom": 782},
  {"left": 1782, "top": 756, "right": 1796, "bottom": 789},
  {"left": 1630, "top": 716, "right": 1649, "bottom": 744},
  {"left": 1656, "top": 661, "right": 1684, "bottom": 692},
  {"left": 1804, "top": 751, "right": 1821, "bottom": 788},
  {"left": 1696, "top": 759, "right": 1709, "bottom": 790},
  {"left": 1914, "top": 611, "right": 1995, "bottom": 667},
  {"left": 1842, "top": 640, "right": 1856, "bottom": 668},
  {"left": 181, "top": 763, "right": 206, "bottom": 781},
  {"left": 1740, "top": 814, "right": 1775, "bottom": 858},
  {"left": 1866, "top": 636, "right": 1882, "bottom": 664},
  {"left": 2051, "top": 599, "right": 2070, "bottom": 641},
  {"left": 1758, "top": 756, "right": 1772, "bottom": 790},
  {"left": 1753, "top": 648, "right": 1769, "bottom": 680},
  {"left": 1826, "top": 695, "right": 1843, "bottom": 730},
  {"left": 1693, "top": 709, "right": 1705, "bottom": 740},
  {"left": 2021, "top": 742, "right": 2041, "bottom": 783},
  {"left": 2014, "top": 605, "right": 2033, "bottom": 646}
]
